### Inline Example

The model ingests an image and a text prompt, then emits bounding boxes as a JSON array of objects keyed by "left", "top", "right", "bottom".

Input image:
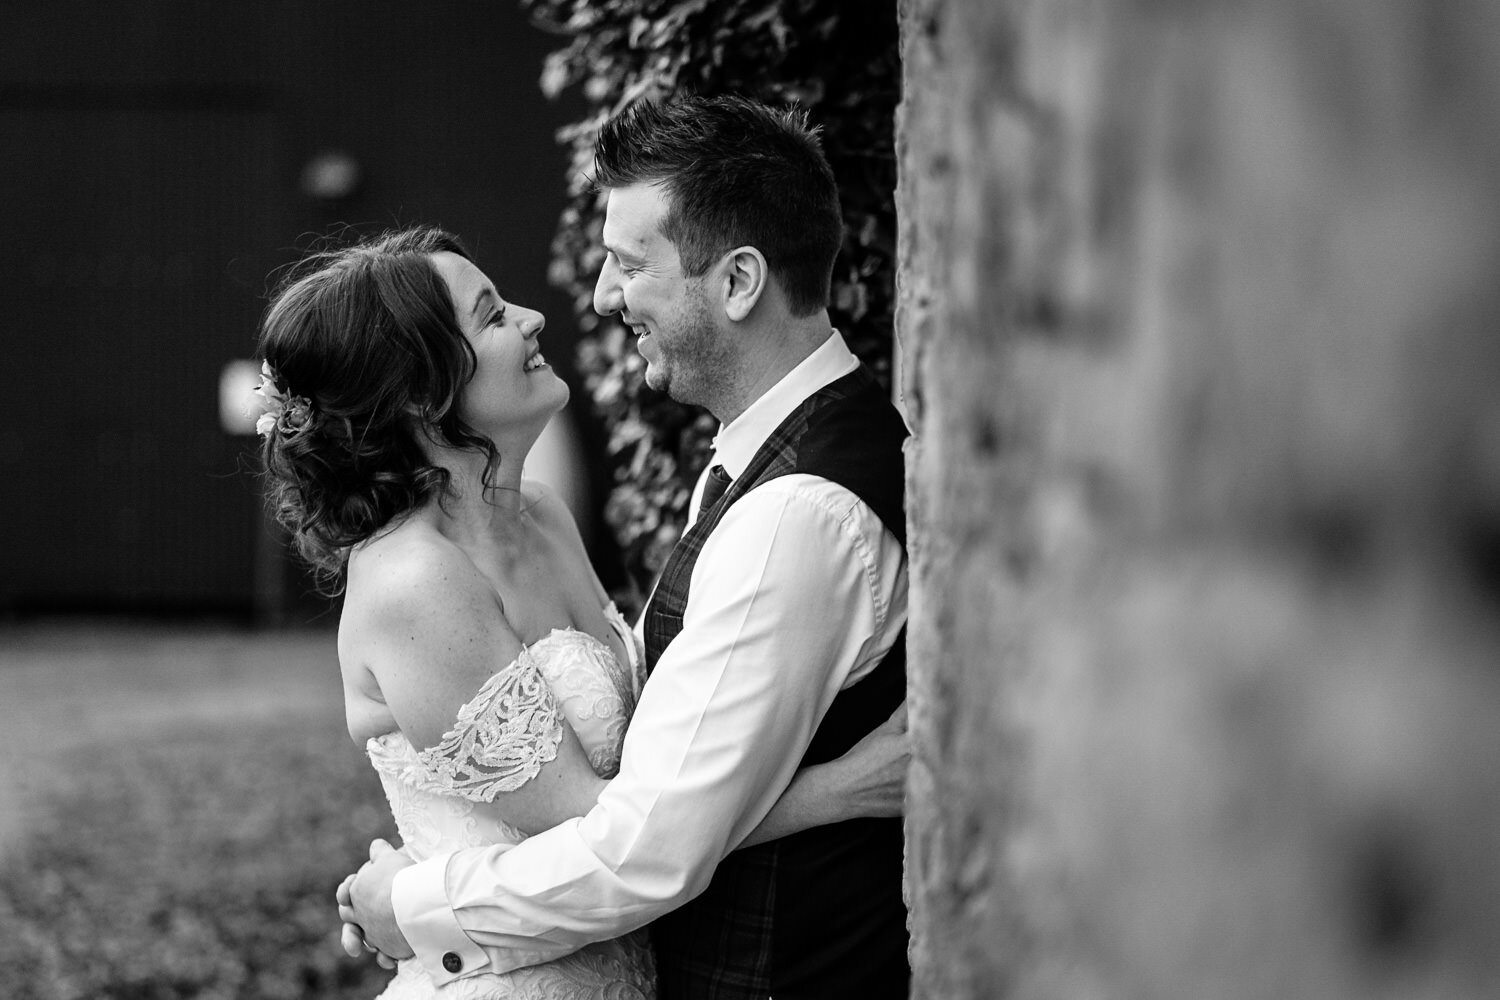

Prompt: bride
[{"left": 254, "top": 227, "right": 904, "bottom": 998}]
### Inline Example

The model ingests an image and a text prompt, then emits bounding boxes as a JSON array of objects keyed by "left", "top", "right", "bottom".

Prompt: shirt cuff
[{"left": 391, "top": 853, "right": 488, "bottom": 985}]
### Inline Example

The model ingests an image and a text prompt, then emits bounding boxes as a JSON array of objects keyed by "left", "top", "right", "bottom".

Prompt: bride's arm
[
  {"left": 345, "top": 542, "right": 608, "bottom": 835},
  {"left": 737, "top": 702, "right": 909, "bottom": 848}
]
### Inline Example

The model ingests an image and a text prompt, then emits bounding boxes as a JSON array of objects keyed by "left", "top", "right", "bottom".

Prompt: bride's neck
[{"left": 421, "top": 434, "right": 532, "bottom": 532}]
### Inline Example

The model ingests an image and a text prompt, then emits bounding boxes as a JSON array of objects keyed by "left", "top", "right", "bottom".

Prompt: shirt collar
[{"left": 711, "top": 331, "right": 858, "bottom": 480}]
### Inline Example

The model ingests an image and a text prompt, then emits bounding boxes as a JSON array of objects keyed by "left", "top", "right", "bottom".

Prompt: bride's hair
[{"left": 255, "top": 226, "right": 501, "bottom": 587}]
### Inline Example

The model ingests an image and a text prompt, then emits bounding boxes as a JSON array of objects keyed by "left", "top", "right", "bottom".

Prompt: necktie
[{"left": 698, "top": 464, "right": 732, "bottom": 516}]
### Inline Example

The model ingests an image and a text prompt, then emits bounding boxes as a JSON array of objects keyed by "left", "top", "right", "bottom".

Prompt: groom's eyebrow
[
  {"left": 602, "top": 232, "right": 638, "bottom": 260},
  {"left": 607, "top": 243, "right": 642, "bottom": 266}
]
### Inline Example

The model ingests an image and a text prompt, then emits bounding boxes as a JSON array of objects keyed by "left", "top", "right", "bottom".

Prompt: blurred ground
[
  {"left": 0, "top": 621, "right": 347, "bottom": 852},
  {"left": 0, "top": 621, "right": 394, "bottom": 998}
]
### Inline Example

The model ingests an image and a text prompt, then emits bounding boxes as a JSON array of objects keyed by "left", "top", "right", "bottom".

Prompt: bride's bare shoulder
[
  {"left": 337, "top": 517, "right": 524, "bottom": 745},
  {"left": 341, "top": 520, "right": 491, "bottom": 637}
]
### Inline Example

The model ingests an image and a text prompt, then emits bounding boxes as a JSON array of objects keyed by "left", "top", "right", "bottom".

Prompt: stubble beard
[{"left": 654, "top": 285, "right": 733, "bottom": 410}]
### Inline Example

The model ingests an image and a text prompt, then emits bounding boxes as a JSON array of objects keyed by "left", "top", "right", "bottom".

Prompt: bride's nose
[{"left": 518, "top": 309, "right": 545, "bottom": 338}]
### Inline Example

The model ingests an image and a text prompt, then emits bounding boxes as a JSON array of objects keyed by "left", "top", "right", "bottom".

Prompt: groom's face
[{"left": 595, "top": 182, "right": 730, "bottom": 409}]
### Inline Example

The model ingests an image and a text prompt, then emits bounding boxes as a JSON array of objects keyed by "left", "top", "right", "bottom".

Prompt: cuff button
[{"left": 442, "top": 953, "right": 463, "bottom": 973}]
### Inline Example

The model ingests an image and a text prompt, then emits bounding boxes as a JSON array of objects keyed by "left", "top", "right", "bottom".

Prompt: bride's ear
[{"left": 720, "top": 247, "right": 768, "bottom": 322}]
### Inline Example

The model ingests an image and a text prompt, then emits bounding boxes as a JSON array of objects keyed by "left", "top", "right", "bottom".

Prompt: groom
[{"left": 347, "top": 95, "right": 912, "bottom": 999}]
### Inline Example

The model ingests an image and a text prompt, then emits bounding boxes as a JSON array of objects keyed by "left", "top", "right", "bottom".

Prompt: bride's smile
[{"left": 429, "top": 250, "right": 569, "bottom": 439}]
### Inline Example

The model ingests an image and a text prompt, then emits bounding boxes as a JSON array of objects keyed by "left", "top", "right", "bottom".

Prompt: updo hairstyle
[{"left": 255, "top": 226, "right": 501, "bottom": 585}]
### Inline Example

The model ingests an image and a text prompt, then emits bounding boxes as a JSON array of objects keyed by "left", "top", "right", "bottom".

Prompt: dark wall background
[{"left": 0, "top": 1, "right": 585, "bottom": 619}]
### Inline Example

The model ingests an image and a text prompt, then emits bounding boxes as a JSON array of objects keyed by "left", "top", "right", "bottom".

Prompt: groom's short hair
[{"left": 592, "top": 94, "right": 843, "bottom": 317}]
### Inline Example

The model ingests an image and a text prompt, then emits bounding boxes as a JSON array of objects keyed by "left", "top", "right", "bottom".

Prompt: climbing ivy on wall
[{"left": 522, "top": 0, "right": 900, "bottom": 596}]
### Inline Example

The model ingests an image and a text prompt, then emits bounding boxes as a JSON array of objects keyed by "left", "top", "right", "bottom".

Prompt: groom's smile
[{"left": 594, "top": 181, "right": 729, "bottom": 408}]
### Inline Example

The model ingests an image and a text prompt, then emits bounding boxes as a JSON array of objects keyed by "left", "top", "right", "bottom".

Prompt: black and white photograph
[{"left": 2, "top": 1, "right": 1498, "bottom": 998}]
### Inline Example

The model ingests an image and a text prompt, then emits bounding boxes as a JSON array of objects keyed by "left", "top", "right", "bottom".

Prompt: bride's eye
[{"left": 490, "top": 308, "right": 507, "bottom": 327}]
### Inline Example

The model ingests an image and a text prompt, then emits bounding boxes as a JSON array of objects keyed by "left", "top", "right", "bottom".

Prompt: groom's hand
[{"left": 345, "top": 838, "right": 416, "bottom": 962}]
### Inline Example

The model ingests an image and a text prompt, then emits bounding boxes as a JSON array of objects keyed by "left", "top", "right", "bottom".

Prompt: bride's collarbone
[
  {"left": 470, "top": 556, "right": 603, "bottom": 648},
  {"left": 396, "top": 515, "right": 605, "bottom": 653},
  {"left": 498, "top": 586, "right": 608, "bottom": 648}
]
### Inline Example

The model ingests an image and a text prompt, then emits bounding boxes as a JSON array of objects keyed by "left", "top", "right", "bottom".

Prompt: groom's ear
[{"left": 720, "top": 246, "right": 768, "bottom": 322}]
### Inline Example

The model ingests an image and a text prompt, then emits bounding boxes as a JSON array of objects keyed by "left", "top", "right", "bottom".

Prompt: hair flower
[{"left": 254, "top": 360, "right": 314, "bottom": 438}]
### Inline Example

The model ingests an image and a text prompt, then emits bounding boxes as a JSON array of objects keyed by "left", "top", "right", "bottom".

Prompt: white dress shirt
[{"left": 390, "top": 332, "right": 908, "bottom": 984}]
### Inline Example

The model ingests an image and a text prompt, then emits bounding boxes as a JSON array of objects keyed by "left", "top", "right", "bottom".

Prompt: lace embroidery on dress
[
  {"left": 599, "top": 602, "right": 643, "bottom": 712},
  {"left": 406, "top": 647, "right": 566, "bottom": 802},
  {"left": 363, "top": 601, "right": 657, "bottom": 999}
]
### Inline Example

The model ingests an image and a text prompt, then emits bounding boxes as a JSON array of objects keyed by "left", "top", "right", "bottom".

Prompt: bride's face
[{"left": 428, "top": 251, "right": 568, "bottom": 434}]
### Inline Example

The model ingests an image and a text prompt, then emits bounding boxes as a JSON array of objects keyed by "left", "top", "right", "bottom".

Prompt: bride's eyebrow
[{"left": 469, "top": 287, "right": 495, "bottom": 320}]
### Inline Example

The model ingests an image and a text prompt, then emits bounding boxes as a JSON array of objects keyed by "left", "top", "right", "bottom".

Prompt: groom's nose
[{"left": 593, "top": 255, "right": 623, "bottom": 317}]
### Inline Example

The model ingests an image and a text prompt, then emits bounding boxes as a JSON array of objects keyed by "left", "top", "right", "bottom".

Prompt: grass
[{"left": 0, "top": 717, "right": 400, "bottom": 999}]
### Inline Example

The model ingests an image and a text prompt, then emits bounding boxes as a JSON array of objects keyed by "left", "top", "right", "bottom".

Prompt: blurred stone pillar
[{"left": 896, "top": 0, "right": 1500, "bottom": 996}]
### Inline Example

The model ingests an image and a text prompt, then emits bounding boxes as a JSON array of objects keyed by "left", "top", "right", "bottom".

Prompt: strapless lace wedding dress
[{"left": 364, "top": 604, "right": 656, "bottom": 999}]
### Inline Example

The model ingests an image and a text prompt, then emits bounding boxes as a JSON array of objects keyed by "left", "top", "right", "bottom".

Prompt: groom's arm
[{"left": 383, "top": 476, "right": 906, "bottom": 985}]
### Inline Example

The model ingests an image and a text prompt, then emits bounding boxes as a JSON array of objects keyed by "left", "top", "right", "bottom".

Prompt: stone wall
[{"left": 896, "top": 0, "right": 1500, "bottom": 995}]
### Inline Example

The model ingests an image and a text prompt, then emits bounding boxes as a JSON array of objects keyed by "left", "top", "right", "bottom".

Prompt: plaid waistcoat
[{"left": 643, "top": 365, "right": 911, "bottom": 1000}]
